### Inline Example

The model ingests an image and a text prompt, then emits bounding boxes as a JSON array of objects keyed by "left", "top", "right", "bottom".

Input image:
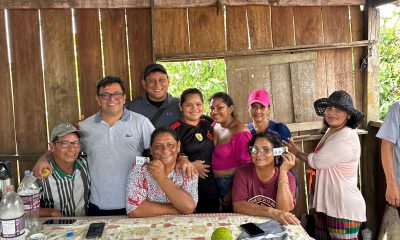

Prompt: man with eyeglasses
[
  {"left": 36, "top": 122, "right": 90, "bottom": 217},
  {"left": 125, "top": 63, "right": 182, "bottom": 128},
  {"left": 34, "top": 76, "right": 155, "bottom": 216}
]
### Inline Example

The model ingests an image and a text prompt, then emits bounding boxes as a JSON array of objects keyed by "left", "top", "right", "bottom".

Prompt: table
[{"left": 34, "top": 213, "right": 312, "bottom": 239}]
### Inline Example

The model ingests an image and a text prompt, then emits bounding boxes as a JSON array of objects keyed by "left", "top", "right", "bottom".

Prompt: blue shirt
[
  {"left": 247, "top": 120, "right": 292, "bottom": 141},
  {"left": 377, "top": 100, "right": 400, "bottom": 187}
]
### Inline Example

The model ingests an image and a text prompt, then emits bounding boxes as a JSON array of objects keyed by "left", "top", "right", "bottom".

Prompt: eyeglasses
[
  {"left": 249, "top": 146, "right": 273, "bottom": 154},
  {"left": 98, "top": 92, "right": 124, "bottom": 100},
  {"left": 55, "top": 141, "right": 81, "bottom": 149},
  {"left": 152, "top": 142, "right": 177, "bottom": 151}
]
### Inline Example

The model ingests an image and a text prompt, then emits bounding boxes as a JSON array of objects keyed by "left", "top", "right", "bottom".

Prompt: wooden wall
[
  {"left": 0, "top": 5, "right": 375, "bottom": 223},
  {"left": 0, "top": 8, "right": 153, "bottom": 184}
]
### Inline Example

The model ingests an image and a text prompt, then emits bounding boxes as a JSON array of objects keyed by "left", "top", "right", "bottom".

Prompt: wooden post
[{"left": 361, "top": 5, "right": 381, "bottom": 236}]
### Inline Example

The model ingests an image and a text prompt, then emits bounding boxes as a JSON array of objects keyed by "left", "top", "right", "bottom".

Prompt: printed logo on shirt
[
  {"left": 248, "top": 195, "right": 276, "bottom": 208},
  {"left": 195, "top": 133, "right": 203, "bottom": 142}
]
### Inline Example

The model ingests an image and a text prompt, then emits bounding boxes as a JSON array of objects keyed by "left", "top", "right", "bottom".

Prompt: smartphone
[
  {"left": 240, "top": 222, "right": 265, "bottom": 237},
  {"left": 43, "top": 219, "right": 76, "bottom": 224},
  {"left": 86, "top": 222, "right": 105, "bottom": 239}
]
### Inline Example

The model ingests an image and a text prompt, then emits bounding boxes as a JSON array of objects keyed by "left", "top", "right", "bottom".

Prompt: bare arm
[
  {"left": 381, "top": 139, "right": 400, "bottom": 206},
  {"left": 128, "top": 200, "right": 180, "bottom": 218},
  {"left": 282, "top": 138, "right": 309, "bottom": 163},
  {"left": 233, "top": 201, "right": 299, "bottom": 225},
  {"left": 155, "top": 176, "right": 196, "bottom": 214},
  {"left": 275, "top": 153, "right": 296, "bottom": 211},
  {"left": 150, "top": 160, "right": 196, "bottom": 215}
]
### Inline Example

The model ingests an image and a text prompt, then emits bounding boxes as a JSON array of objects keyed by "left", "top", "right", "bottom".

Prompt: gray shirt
[
  {"left": 377, "top": 100, "right": 400, "bottom": 187},
  {"left": 125, "top": 93, "right": 182, "bottom": 128},
  {"left": 80, "top": 109, "right": 154, "bottom": 209}
]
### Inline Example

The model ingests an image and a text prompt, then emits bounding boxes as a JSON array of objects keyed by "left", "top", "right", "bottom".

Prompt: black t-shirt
[{"left": 170, "top": 119, "right": 215, "bottom": 185}]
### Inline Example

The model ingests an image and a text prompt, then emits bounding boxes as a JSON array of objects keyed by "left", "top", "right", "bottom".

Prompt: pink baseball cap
[{"left": 248, "top": 89, "right": 271, "bottom": 107}]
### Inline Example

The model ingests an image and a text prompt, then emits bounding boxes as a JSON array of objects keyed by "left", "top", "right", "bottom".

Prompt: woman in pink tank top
[{"left": 209, "top": 92, "right": 252, "bottom": 212}]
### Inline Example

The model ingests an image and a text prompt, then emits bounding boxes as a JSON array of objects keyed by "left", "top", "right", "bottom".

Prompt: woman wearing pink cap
[{"left": 247, "top": 89, "right": 291, "bottom": 141}]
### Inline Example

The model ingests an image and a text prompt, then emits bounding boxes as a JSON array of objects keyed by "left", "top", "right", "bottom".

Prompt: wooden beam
[
  {"left": 0, "top": 0, "right": 367, "bottom": 9},
  {"left": 287, "top": 121, "right": 323, "bottom": 133},
  {"left": 157, "top": 40, "right": 371, "bottom": 61}
]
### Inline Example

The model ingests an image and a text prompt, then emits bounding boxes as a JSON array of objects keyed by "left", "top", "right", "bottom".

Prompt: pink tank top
[{"left": 212, "top": 131, "right": 252, "bottom": 171}]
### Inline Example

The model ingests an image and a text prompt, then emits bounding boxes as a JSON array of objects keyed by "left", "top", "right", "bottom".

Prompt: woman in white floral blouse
[{"left": 126, "top": 127, "right": 199, "bottom": 217}]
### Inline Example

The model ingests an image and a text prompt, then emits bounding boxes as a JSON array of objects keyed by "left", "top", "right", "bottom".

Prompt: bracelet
[{"left": 278, "top": 180, "right": 289, "bottom": 185}]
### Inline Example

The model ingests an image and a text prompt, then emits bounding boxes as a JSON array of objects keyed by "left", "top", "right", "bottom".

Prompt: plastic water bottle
[
  {"left": 17, "top": 170, "right": 41, "bottom": 234},
  {"left": 0, "top": 185, "right": 26, "bottom": 239}
]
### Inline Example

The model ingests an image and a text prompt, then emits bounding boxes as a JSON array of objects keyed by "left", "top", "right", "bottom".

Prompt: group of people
[{"left": 31, "top": 62, "right": 395, "bottom": 239}]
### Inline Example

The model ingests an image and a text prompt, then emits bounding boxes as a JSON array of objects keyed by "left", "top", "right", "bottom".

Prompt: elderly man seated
[
  {"left": 126, "top": 127, "right": 198, "bottom": 217},
  {"left": 37, "top": 123, "right": 90, "bottom": 217}
]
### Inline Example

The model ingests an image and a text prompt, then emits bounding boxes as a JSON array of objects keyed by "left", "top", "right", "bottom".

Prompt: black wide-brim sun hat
[{"left": 314, "top": 90, "right": 364, "bottom": 128}]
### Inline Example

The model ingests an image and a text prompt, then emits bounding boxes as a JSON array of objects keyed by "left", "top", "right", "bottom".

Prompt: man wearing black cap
[{"left": 125, "top": 63, "right": 182, "bottom": 128}]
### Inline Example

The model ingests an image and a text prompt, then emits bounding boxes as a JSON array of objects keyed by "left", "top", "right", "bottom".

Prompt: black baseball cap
[{"left": 144, "top": 63, "right": 168, "bottom": 79}]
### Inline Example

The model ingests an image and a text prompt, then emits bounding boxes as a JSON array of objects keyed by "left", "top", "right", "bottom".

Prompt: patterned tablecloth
[{"left": 33, "top": 213, "right": 312, "bottom": 239}]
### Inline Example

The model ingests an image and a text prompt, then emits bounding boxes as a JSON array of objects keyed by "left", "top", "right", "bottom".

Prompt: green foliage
[
  {"left": 379, "top": 7, "right": 400, "bottom": 119},
  {"left": 160, "top": 59, "right": 227, "bottom": 114}
]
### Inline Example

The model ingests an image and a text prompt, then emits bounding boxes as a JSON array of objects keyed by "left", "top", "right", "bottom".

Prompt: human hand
[
  {"left": 175, "top": 155, "right": 198, "bottom": 179},
  {"left": 148, "top": 160, "right": 167, "bottom": 182},
  {"left": 273, "top": 209, "right": 300, "bottom": 225},
  {"left": 32, "top": 153, "right": 53, "bottom": 180},
  {"left": 280, "top": 152, "right": 296, "bottom": 172},
  {"left": 282, "top": 138, "right": 301, "bottom": 157},
  {"left": 386, "top": 182, "right": 400, "bottom": 207},
  {"left": 192, "top": 160, "right": 210, "bottom": 179}
]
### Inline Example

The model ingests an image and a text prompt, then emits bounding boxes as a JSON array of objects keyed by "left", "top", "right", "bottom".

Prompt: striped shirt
[{"left": 36, "top": 156, "right": 90, "bottom": 216}]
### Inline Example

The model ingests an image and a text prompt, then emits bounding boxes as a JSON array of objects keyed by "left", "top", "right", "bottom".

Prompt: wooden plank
[
  {"left": 41, "top": 9, "right": 79, "bottom": 132},
  {"left": 75, "top": 9, "right": 102, "bottom": 118},
  {"left": 269, "top": 64, "right": 294, "bottom": 123},
  {"left": 287, "top": 121, "right": 323, "bottom": 133},
  {"left": 126, "top": 8, "right": 152, "bottom": 98},
  {"left": 246, "top": 5, "right": 272, "bottom": 50},
  {"left": 8, "top": 10, "right": 47, "bottom": 155},
  {"left": 188, "top": 6, "right": 225, "bottom": 53},
  {"left": 322, "top": 6, "right": 350, "bottom": 43},
  {"left": 315, "top": 50, "right": 328, "bottom": 99},
  {"left": 363, "top": 7, "right": 380, "bottom": 124},
  {"left": 0, "top": 10, "right": 16, "bottom": 155},
  {"left": 101, "top": 9, "right": 130, "bottom": 100},
  {"left": 361, "top": 126, "right": 382, "bottom": 235},
  {"left": 226, "top": 6, "right": 248, "bottom": 51},
  {"left": 0, "top": 0, "right": 367, "bottom": 9},
  {"left": 227, "top": 68, "right": 251, "bottom": 123},
  {"left": 293, "top": 6, "right": 323, "bottom": 45},
  {"left": 353, "top": 47, "right": 364, "bottom": 113},
  {"left": 290, "top": 59, "right": 320, "bottom": 122},
  {"left": 350, "top": 5, "right": 364, "bottom": 42},
  {"left": 157, "top": 40, "right": 369, "bottom": 61},
  {"left": 154, "top": 8, "right": 189, "bottom": 57},
  {"left": 271, "top": 6, "right": 294, "bottom": 47},
  {"left": 324, "top": 49, "right": 354, "bottom": 98}
]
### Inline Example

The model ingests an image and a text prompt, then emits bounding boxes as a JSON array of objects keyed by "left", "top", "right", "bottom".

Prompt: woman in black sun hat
[{"left": 283, "top": 90, "right": 366, "bottom": 239}]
